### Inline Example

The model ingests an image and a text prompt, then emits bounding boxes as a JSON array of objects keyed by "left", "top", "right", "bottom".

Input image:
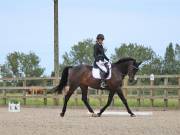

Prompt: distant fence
[{"left": 0, "top": 75, "right": 180, "bottom": 108}]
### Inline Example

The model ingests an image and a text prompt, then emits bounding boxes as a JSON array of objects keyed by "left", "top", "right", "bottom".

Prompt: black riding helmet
[{"left": 96, "top": 34, "right": 105, "bottom": 40}]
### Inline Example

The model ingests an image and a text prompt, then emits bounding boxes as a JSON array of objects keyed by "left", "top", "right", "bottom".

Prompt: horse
[
  {"left": 53, "top": 57, "right": 142, "bottom": 117},
  {"left": 27, "top": 87, "right": 45, "bottom": 95}
]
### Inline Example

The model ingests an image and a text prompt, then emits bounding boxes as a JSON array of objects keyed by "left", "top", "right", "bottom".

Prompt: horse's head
[
  {"left": 114, "top": 57, "right": 142, "bottom": 82},
  {"left": 127, "top": 60, "right": 142, "bottom": 82}
]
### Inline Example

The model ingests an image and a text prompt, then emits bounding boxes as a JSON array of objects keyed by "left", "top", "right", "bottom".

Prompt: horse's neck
[{"left": 113, "top": 62, "right": 129, "bottom": 75}]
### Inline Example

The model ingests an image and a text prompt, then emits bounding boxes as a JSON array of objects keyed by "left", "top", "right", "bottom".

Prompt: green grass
[{"left": 0, "top": 93, "right": 179, "bottom": 108}]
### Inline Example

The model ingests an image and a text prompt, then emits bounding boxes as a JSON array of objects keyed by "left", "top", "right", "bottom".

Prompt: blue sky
[{"left": 0, "top": 0, "right": 180, "bottom": 75}]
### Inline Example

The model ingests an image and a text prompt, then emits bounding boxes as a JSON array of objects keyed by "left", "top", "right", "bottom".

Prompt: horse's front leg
[
  {"left": 116, "top": 88, "right": 135, "bottom": 117},
  {"left": 93, "top": 90, "right": 115, "bottom": 117}
]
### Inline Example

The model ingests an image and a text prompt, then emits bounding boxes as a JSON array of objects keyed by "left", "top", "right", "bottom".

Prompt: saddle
[{"left": 92, "top": 62, "right": 111, "bottom": 80}]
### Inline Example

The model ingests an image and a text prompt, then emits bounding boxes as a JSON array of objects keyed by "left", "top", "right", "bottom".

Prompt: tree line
[
  {"left": 0, "top": 39, "right": 180, "bottom": 79},
  {"left": 59, "top": 39, "right": 180, "bottom": 75},
  {"left": 0, "top": 52, "right": 45, "bottom": 78}
]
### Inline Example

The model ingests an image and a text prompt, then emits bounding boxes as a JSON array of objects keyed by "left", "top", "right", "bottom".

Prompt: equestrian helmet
[{"left": 96, "top": 34, "right": 105, "bottom": 40}]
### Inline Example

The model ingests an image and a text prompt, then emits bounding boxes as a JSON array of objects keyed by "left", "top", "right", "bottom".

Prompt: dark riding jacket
[{"left": 93, "top": 43, "right": 109, "bottom": 67}]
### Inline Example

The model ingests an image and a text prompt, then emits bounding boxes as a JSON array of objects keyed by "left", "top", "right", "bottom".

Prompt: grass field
[{"left": 0, "top": 93, "right": 179, "bottom": 108}]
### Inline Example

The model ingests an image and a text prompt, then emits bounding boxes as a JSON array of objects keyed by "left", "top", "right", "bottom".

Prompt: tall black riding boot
[{"left": 100, "top": 71, "right": 107, "bottom": 88}]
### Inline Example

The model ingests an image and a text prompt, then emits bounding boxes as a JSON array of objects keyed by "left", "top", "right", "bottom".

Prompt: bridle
[
  {"left": 128, "top": 64, "right": 139, "bottom": 77},
  {"left": 129, "top": 65, "right": 139, "bottom": 70},
  {"left": 120, "top": 65, "right": 139, "bottom": 77}
]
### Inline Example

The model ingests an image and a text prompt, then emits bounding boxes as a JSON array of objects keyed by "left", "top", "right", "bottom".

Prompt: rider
[{"left": 93, "top": 34, "right": 109, "bottom": 88}]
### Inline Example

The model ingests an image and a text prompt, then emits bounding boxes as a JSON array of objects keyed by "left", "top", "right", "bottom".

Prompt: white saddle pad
[{"left": 92, "top": 63, "right": 111, "bottom": 80}]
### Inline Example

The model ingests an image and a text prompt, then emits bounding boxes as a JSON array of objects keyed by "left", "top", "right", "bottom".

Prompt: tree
[
  {"left": 163, "top": 43, "right": 176, "bottom": 74},
  {"left": 111, "top": 43, "right": 162, "bottom": 74},
  {"left": 164, "top": 43, "right": 175, "bottom": 63},
  {"left": 69, "top": 39, "right": 94, "bottom": 65},
  {"left": 20, "top": 52, "right": 45, "bottom": 77},
  {"left": 2, "top": 52, "right": 45, "bottom": 78},
  {"left": 6, "top": 52, "right": 21, "bottom": 77},
  {"left": 140, "top": 57, "right": 163, "bottom": 75},
  {"left": 0, "top": 64, "right": 13, "bottom": 78},
  {"left": 111, "top": 43, "right": 156, "bottom": 63},
  {"left": 175, "top": 44, "right": 180, "bottom": 74},
  {"left": 175, "top": 44, "right": 180, "bottom": 61},
  {"left": 58, "top": 39, "right": 94, "bottom": 74}
]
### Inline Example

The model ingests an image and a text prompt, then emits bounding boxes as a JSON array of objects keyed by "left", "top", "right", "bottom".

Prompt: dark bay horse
[{"left": 53, "top": 57, "right": 142, "bottom": 117}]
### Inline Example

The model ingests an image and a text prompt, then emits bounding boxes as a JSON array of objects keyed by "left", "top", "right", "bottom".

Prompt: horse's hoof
[
  {"left": 130, "top": 114, "right": 136, "bottom": 117},
  {"left": 92, "top": 113, "right": 100, "bottom": 117},
  {"left": 60, "top": 112, "right": 64, "bottom": 117},
  {"left": 97, "top": 113, "right": 101, "bottom": 117},
  {"left": 91, "top": 113, "right": 98, "bottom": 117}
]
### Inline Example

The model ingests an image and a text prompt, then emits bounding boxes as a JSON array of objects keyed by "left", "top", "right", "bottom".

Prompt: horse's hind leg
[
  {"left": 60, "top": 85, "right": 77, "bottom": 117},
  {"left": 116, "top": 88, "right": 135, "bottom": 117},
  {"left": 80, "top": 85, "right": 94, "bottom": 114}
]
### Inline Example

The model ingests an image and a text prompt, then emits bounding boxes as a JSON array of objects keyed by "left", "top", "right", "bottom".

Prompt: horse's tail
[{"left": 52, "top": 66, "right": 72, "bottom": 94}]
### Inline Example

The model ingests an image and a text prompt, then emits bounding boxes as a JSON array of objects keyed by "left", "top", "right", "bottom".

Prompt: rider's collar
[{"left": 97, "top": 42, "right": 103, "bottom": 46}]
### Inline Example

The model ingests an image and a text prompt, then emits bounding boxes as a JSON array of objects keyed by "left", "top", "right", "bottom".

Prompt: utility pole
[{"left": 54, "top": 0, "right": 59, "bottom": 82}]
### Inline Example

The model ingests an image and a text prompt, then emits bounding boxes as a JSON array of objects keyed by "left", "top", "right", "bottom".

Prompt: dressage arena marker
[
  {"left": 88, "top": 111, "right": 153, "bottom": 116},
  {"left": 8, "top": 102, "right": 21, "bottom": 112}
]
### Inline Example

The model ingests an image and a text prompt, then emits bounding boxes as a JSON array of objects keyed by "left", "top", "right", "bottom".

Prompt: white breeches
[{"left": 96, "top": 60, "right": 107, "bottom": 73}]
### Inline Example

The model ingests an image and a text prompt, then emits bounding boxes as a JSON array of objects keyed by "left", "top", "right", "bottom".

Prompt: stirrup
[{"left": 100, "top": 81, "right": 107, "bottom": 88}]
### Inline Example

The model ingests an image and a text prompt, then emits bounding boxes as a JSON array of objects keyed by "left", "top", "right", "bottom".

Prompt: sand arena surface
[{"left": 0, "top": 107, "right": 180, "bottom": 135}]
